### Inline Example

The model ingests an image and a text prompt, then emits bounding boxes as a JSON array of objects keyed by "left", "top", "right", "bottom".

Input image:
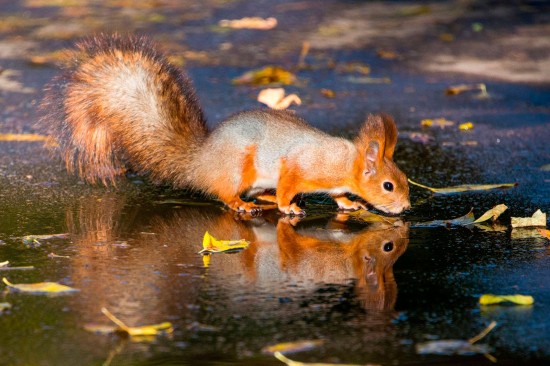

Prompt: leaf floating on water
[
  {"left": 199, "top": 231, "right": 249, "bottom": 254},
  {"left": 0, "top": 261, "right": 35, "bottom": 271},
  {"left": 408, "top": 179, "right": 517, "bottom": 194},
  {"left": 473, "top": 204, "right": 508, "bottom": 224},
  {"left": 219, "top": 17, "right": 277, "bottom": 30},
  {"left": 257, "top": 88, "right": 301, "bottom": 110},
  {"left": 23, "top": 233, "right": 69, "bottom": 246},
  {"left": 416, "top": 340, "right": 491, "bottom": 356},
  {"left": 262, "top": 339, "right": 324, "bottom": 354},
  {"left": 2, "top": 277, "right": 78, "bottom": 294},
  {"left": 416, "top": 321, "right": 497, "bottom": 360},
  {"left": 233, "top": 66, "right": 296, "bottom": 86},
  {"left": 511, "top": 209, "right": 546, "bottom": 228},
  {"left": 479, "top": 294, "right": 534, "bottom": 306},
  {"left": 414, "top": 209, "right": 475, "bottom": 228},
  {"left": 48, "top": 252, "right": 71, "bottom": 259},
  {"left": 100, "top": 307, "right": 173, "bottom": 337},
  {"left": 273, "top": 351, "right": 372, "bottom": 366}
]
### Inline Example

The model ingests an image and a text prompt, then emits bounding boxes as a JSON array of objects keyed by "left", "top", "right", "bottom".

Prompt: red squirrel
[{"left": 40, "top": 34, "right": 410, "bottom": 215}]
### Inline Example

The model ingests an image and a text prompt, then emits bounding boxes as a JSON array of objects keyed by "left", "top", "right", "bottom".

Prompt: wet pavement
[{"left": 0, "top": 0, "right": 549, "bottom": 365}]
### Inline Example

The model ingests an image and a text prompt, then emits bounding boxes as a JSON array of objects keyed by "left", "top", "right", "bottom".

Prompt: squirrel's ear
[
  {"left": 363, "top": 140, "right": 380, "bottom": 175},
  {"left": 380, "top": 113, "right": 398, "bottom": 159},
  {"left": 365, "top": 140, "right": 380, "bottom": 164},
  {"left": 356, "top": 114, "right": 386, "bottom": 165}
]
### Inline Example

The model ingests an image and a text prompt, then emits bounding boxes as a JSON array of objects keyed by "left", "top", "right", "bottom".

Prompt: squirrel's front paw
[
  {"left": 279, "top": 203, "right": 305, "bottom": 217},
  {"left": 334, "top": 196, "right": 366, "bottom": 211}
]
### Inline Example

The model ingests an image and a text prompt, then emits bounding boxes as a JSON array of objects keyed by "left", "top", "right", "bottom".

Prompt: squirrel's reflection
[{"left": 66, "top": 193, "right": 409, "bottom": 325}]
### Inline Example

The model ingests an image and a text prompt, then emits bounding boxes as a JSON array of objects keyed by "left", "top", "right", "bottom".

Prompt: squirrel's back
[{"left": 41, "top": 34, "right": 208, "bottom": 186}]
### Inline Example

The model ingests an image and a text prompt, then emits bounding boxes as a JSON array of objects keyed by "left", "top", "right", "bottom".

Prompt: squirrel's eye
[
  {"left": 383, "top": 241, "right": 394, "bottom": 252},
  {"left": 383, "top": 181, "right": 394, "bottom": 192}
]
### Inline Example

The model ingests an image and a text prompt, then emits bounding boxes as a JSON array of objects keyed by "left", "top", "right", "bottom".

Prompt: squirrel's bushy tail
[{"left": 40, "top": 34, "right": 208, "bottom": 186}]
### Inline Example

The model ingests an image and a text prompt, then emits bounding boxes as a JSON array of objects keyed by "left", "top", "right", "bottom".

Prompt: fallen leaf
[
  {"left": 540, "top": 164, "right": 550, "bottom": 171},
  {"left": 416, "top": 340, "right": 491, "bottom": 356},
  {"left": 262, "top": 340, "right": 324, "bottom": 354},
  {"left": 198, "top": 231, "right": 249, "bottom": 254},
  {"left": 0, "top": 262, "right": 35, "bottom": 271},
  {"left": 400, "top": 132, "right": 433, "bottom": 144},
  {"left": 337, "top": 62, "right": 371, "bottom": 75},
  {"left": 48, "top": 252, "right": 70, "bottom": 259},
  {"left": 416, "top": 321, "right": 497, "bottom": 361},
  {"left": 511, "top": 209, "right": 547, "bottom": 228},
  {"left": 233, "top": 66, "right": 296, "bottom": 86},
  {"left": 274, "top": 351, "right": 372, "bottom": 366},
  {"left": 257, "top": 88, "right": 301, "bottom": 110},
  {"left": 219, "top": 17, "right": 277, "bottom": 30},
  {"left": 538, "top": 228, "right": 550, "bottom": 239},
  {"left": 420, "top": 118, "right": 455, "bottom": 128},
  {"left": 100, "top": 307, "right": 173, "bottom": 337},
  {"left": 3, "top": 277, "right": 78, "bottom": 294},
  {"left": 445, "top": 83, "right": 488, "bottom": 98},
  {"left": 0, "top": 302, "right": 11, "bottom": 313},
  {"left": 0, "top": 133, "right": 52, "bottom": 142},
  {"left": 408, "top": 179, "right": 517, "bottom": 194},
  {"left": 459, "top": 122, "right": 474, "bottom": 130},
  {"left": 479, "top": 294, "right": 534, "bottom": 306},
  {"left": 376, "top": 49, "right": 399, "bottom": 59},
  {"left": 473, "top": 204, "right": 508, "bottom": 224},
  {"left": 22, "top": 233, "right": 69, "bottom": 245},
  {"left": 345, "top": 76, "right": 391, "bottom": 84},
  {"left": 414, "top": 209, "right": 475, "bottom": 228},
  {"left": 320, "top": 88, "right": 335, "bottom": 98}
]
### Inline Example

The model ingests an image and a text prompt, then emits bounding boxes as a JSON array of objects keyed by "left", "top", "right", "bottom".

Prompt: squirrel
[{"left": 40, "top": 34, "right": 410, "bottom": 215}]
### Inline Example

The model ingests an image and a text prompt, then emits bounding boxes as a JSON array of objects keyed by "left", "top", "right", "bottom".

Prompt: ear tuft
[{"left": 380, "top": 113, "right": 398, "bottom": 159}]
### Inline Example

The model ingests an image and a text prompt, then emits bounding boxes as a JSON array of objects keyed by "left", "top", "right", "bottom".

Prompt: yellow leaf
[
  {"left": 479, "top": 294, "right": 534, "bottom": 306},
  {"left": 320, "top": 88, "right": 336, "bottom": 98},
  {"left": 273, "top": 351, "right": 369, "bottom": 366},
  {"left": 473, "top": 204, "right": 508, "bottom": 224},
  {"left": 233, "top": 66, "right": 296, "bottom": 86},
  {"left": 199, "top": 231, "right": 249, "bottom": 254},
  {"left": 0, "top": 261, "right": 8, "bottom": 267},
  {"left": 408, "top": 179, "right": 517, "bottom": 194},
  {"left": 100, "top": 307, "right": 173, "bottom": 337},
  {"left": 420, "top": 118, "right": 455, "bottom": 128},
  {"left": 262, "top": 340, "right": 324, "bottom": 354},
  {"left": 445, "top": 83, "right": 488, "bottom": 97},
  {"left": 219, "top": 17, "right": 277, "bottom": 30},
  {"left": 459, "top": 122, "right": 474, "bottom": 130},
  {"left": 0, "top": 133, "right": 52, "bottom": 142},
  {"left": 3, "top": 277, "right": 78, "bottom": 294},
  {"left": 414, "top": 209, "right": 475, "bottom": 228},
  {"left": 511, "top": 209, "right": 547, "bottom": 228}
]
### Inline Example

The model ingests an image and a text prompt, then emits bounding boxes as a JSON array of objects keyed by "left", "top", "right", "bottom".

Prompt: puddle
[{"left": 0, "top": 187, "right": 548, "bottom": 365}]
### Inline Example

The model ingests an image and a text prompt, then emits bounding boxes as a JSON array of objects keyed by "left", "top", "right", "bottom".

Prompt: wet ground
[{"left": 0, "top": 0, "right": 549, "bottom": 365}]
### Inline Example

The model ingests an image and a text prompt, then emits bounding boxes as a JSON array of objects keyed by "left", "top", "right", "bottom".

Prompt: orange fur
[{"left": 41, "top": 34, "right": 409, "bottom": 215}]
